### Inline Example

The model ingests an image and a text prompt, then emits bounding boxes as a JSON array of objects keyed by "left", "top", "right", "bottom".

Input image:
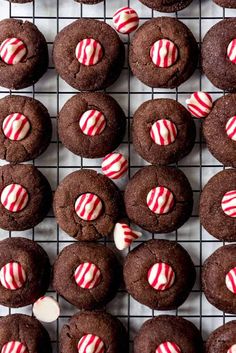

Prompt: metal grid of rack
[{"left": 0, "top": 0, "right": 236, "bottom": 352}]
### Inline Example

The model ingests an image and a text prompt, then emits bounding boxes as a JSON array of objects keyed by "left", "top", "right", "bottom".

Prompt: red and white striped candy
[
  {"left": 1, "top": 341, "right": 27, "bottom": 353},
  {"left": 221, "top": 190, "right": 236, "bottom": 217},
  {"left": 79, "top": 110, "right": 106, "bottom": 136},
  {"left": 0, "top": 38, "right": 27, "bottom": 65},
  {"left": 78, "top": 334, "right": 105, "bottom": 353},
  {"left": 113, "top": 7, "right": 139, "bottom": 34},
  {"left": 186, "top": 92, "right": 213, "bottom": 118},
  {"left": 156, "top": 342, "right": 181, "bottom": 353},
  {"left": 227, "top": 344, "right": 236, "bottom": 353},
  {"left": 113, "top": 223, "right": 142, "bottom": 250},
  {"left": 226, "top": 116, "right": 236, "bottom": 141},
  {"left": 75, "top": 193, "right": 103, "bottom": 221},
  {"left": 2, "top": 113, "right": 30, "bottom": 141},
  {"left": 226, "top": 267, "right": 236, "bottom": 293},
  {"left": 102, "top": 153, "right": 128, "bottom": 179},
  {"left": 75, "top": 39, "right": 103, "bottom": 66},
  {"left": 74, "top": 262, "right": 101, "bottom": 289},
  {"left": 0, "top": 262, "right": 26, "bottom": 290},
  {"left": 148, "top": 262, "right": 175, "bottom": 291},
  {"left": 227, "top": 39, "right": 236, "bottom": 64},
  {"left": 33, "top": 296, "right": 60, "bottom": 323},
  {"left": 147, "top": 186, "right": 174, "bottom": 214},
  {"left": 150, "top": 39, "right": 178, "bottom": 68},
  {"left": 1, "top": 184, "right": 29, "bottom": 213},
  {"left": 150, "top": 119, "right": 177, "bottom": 146}
]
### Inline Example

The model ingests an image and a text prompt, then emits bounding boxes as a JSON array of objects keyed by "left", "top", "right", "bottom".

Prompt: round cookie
[
  {"left": 75, "top": 0, "right": 103, "bottom": 3},
  {"left": 124, "top": 165, "right": 193, "bottom": 233},
  {"left": 0, "top": 237, "right": 50, "bottom": 308},
  {"left": 53, "top": 19, "right": 125, "bottom": 91},
  {"left": 0, "top": 19, "right": 48, "bottom": 90},
  {"left": 124, "top": 239, "right": 196, "bottom": 310},
  {"left": 206, "top": 320, "right": 236, "bottom": 353},
  {"left": 138, "top": 0, "right": 193, "bottom": 12},
  {"left": 58, "top": 93, "right": 126, "bottom": 158},
  {"left": 0, "top": 95, "right": 52, "bottom": 163},
  {"left": 203, "top": 94, "right": 236, "bottom": 167},
  {"left": 133, "top": 98, "right": 196, "bottom": 165},
  {"left": 0, "top": 314, "right": 51, "bottom": 353},
  {"left": 202, "top": 19, "right": 236, "bottom": 91},
  {"left": 60, "top": 311, "right": 128, "bottom": 353},
  {"left": 53, "top": 169, "right": 124, "bottom": 241},
  {"left": 213, "top": 0, "right": 236, "bottom": 7},
  {"left": 53, "top": 242, "right": 121, "bottom": 309},
  {"left": 134, "top": 315, "right": 203, "bottom": 353},
  {"left": 0, "top": 164, "right": 52, "bottom": 231},
  {"left": 199, "top": 169, "right": 236, "bottom": 241},
  {"left": 129, "top": 17, "right": 198, "bottom": 88}
]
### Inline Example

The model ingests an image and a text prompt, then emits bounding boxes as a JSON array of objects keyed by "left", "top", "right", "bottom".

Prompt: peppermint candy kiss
[
  {"left": 150, "top": 119, "right": 177, "bottom": 146},
  {"left": 74, "top": 262, "right": 101, "bottom": 289},
  {"left": 147, "top": 186, "right": 174, "bottom": 214},
  {"left": 79, "top": 110, "right": 106, "bottom": 136},
  {"left": 226, "top": 116, "right": 236, "bottom": 141},
  {"left": 113, "top": 7, "right": 139, "bottom": 34},
  {"left": 1, "top": 341, "right": 27, "bottom": 353},
  {"left": 150, "top": 39, "right": 178, "bottom": 68},
  {"left": 228, "top": 344, "right": 236, "bottom": 353},
  {"left": 186, "top": 92, "right": 213, "bottom": 118},
  {"left": 148, "top": 262, "right": 175, "bottom": 291},
  {"left": 75, "top": 193, "right": 103, "bottom": 221},
  {"left": 75, "top": 39, "right": 103, "bottom": 66},
  {"left": 78, "top": 334, "right": 105, "bottom": 353},
  {"left": 33, "top": 296, "right": 60, "bottom": 323},
  {"left": 0, "top": 262, "right": 26, "bottom": 290},
  {"left": 226, "top": 267, "right": 236, "bottom": 293},
  {"left": 221, "top": 190, "right": 236, "bottom": 217},
  {"left": 0, "top": 38, "right": 27, "bottom": 65},
  {"left": 102, "top": 153, "right": 128, "bottom": 179},
  {"left": 227, "top": 39, "right": 236, "bottom": 64},
  {"left": 113, "top": 223, "right": 142, "bottom": 250},
  {"left": 156, "top": 342, "right": 181, "bottom": 353},
  {"left": 1, "top": 184, "right": 29, "bottom": 212},
  {"left": 2, "top": 113, "right": 30, "bottom": 141}
]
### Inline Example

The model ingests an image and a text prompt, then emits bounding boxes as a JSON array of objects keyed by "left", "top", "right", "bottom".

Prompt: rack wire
[{"left": 1, "top": 0, "right": 236, "bottom": 352}]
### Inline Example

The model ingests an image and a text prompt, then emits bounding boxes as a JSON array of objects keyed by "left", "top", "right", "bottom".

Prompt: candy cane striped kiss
[
  {"left": 150, "top": 119, "right": 177, "bottom": 146},
  {"left": 75, "top": 39, "right": 103, "bottom": 66},
  {"left": 227, "top": 39, "right": 236, "bottom": 64},
  {"left": 2, "top": 113, "right": 30, "bottom": 141},
  {"left": 75, "top": 193, "right": 103, "bottom": 221},
  {"left": 186, "top": 92, "right": 213, "bottom": 118},
  {"left": 228, "top": 344, "right": 236, "bottom": 353},
  {"left": 102, "top": 153, "right": 128, "bottom": 179},
  {"left": 79, "top": 110, "right": 106, "bottom": 136},
  {"left": 0, "top": 262, "right": 26, "bottom": 290},
  {"left": 148, "top": 262, "right": 175, "bottom": 291},
  {"left": 221, "top": 190, "right": 236, "bottom": 217},
  {"left": 33, "top": 296, "right": 60, "bottom": 323},
  {"left": 74, "top": 262, "right": 101, "bottom": 289},
  {"left": 0, "top": 38, "right": 27, "bottom": 65},
  {"left": 226, "top": 267, "right": 236, "bottom": 294},
  {"left": 78, "top": 334, "right": 105, "bottom": 353},
  {"left": 1, "top": 184, "right": 29, "bottom": 212},
  {"left": 156, "top": 342, "right": 181, "bottom": 353},
  {"left": 150, "top": 39, "right": 178, "bottom": 68},
  {"left": 113, "top": 7, "right": 139, "bottom": 34},
  {"left": 1, "top": 341, "right": 27, "bottom": 353},
  {"left": 226, "top": 116, "right": 236, "bottom": 141},
  {"left": 113, "top": 223, "right": 142, "bottom": 250},
  {"left": 147, "top": 186, "right": 174, "bottom": 214}
]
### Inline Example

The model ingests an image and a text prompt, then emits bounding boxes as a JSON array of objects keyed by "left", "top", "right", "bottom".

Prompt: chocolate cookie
[
  {"left": 129, "top": 17, "right": 198, "bottom": 88},
  {"left": 134, "top": 316, "right": 203, "bottom": 353},
  {"left": 0, "top": 19, "right": 48, "bottom": 90},
  {"left": 199, "top": 169, "right": 236, "bottom": 241},
  {"left": 53, "top": 169, "right": 124, "bottom": 241},
  {"left": 0, "top": 314, "right": 51, "bottom": 353},
  {"left": 0, "top": 237, "right": 50, "bottom": 308},
  {"left": 60, "top": 311, "right": 128, "bottom": 353},
  {"left": 53, "top": 242, "right": 121, "bottom": 309},
  {"left": 202, "top": 19, "right": 236, "bottom": 91},
  {"left": 124, "top": 239, "right": 196, "bottom": 310},
  {"left": 138, "top": 0, "right": 193, "bottom": 12},
  {"left": 53, "top": 19, "right": 125, "bottom": 91},
  {"left": 58, "top": 93, "right": 126, "bottom": 158},
  {"left": 133, "top": 98, "right": 196, "bottom": 165},
  {"left": 0, "top": 95, "right": 52, "bottom": 163},
  {"left": 213, "top": 0, "right": 236, "bottom": 7},
  {"left": 203, "top": 94, "right": 236, "bottom": 167},
  {"left": 206, "top": 320, "right": 236, "bottom": 353},
  {"left": 124, "top": 166, "right": 193, "bottom": 233},
  {"left": 0, "top": 164, "right": 52, "bottom": 231},
  {"left": 75, "top": 0, "right": 103, "bottom": 3}
]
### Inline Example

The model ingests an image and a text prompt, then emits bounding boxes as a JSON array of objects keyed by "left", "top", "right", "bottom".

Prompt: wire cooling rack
[{"left": 1, "top": 0, "right": 236, "bottom": 351}]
